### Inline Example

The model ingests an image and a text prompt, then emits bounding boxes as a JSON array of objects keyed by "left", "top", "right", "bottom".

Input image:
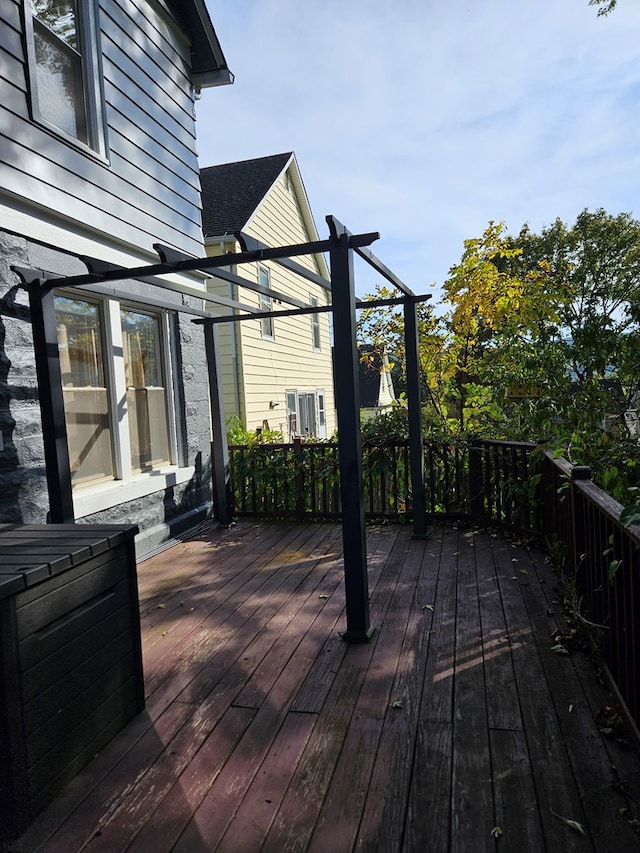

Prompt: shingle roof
[{"left": 200, "top": 153, "right": 293, "bottom": 238}]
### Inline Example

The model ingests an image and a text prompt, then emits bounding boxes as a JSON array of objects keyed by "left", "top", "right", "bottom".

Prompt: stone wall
[{"left": 0, "top": 230, "right": 213, "bottom": 555}]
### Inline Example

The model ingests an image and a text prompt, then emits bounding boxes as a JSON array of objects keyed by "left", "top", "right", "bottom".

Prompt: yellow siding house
[{"left": 200, "top": 153, "right": 335, "bottom": 439}]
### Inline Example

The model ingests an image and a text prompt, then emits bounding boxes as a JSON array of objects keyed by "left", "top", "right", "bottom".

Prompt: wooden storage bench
[{"left": 0, "top": 523, "right": 144, "bottom": 843}]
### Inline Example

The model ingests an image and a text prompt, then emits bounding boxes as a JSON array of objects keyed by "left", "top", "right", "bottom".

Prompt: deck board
[{"left": 9, "top": 521, "right": 640, "bottom": 853}]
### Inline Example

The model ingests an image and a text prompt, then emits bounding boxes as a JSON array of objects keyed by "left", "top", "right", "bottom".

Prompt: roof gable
[{"left": 200, "top": 153, "right": 294, "bottom": 238}]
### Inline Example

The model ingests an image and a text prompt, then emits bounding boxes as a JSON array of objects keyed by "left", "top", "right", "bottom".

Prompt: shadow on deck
[{"left": 10, "top": 522, "right": 640, "bottom": 852}]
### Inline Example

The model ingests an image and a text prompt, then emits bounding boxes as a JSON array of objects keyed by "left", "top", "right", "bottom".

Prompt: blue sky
[{"left": 198, "top": 0, "right": 640, "bottom": 303}]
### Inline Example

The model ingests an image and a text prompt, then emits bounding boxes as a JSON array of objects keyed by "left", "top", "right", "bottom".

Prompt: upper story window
[
  {"left": 258, "top": 265, "right": 274, "bottom": 340},
  {"left": 26, "top": 0, "right": 107, "bottom": 156},
  {"left": 310, "top": 295, "right": 321, "bottom": 351}
]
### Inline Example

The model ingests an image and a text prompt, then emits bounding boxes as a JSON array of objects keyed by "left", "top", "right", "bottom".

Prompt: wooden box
[{"left": 0, "top": 523, "right": 144, "bottom": 843}]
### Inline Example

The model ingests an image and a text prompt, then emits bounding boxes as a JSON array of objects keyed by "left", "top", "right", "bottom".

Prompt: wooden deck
[{"left": 10, "top": 521, "right": 640, "bottom": 852}]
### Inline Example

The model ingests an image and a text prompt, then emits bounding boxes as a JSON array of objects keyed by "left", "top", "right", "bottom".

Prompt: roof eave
[{"left": 167, "top": 0, "right": 233, "bottom": 89}]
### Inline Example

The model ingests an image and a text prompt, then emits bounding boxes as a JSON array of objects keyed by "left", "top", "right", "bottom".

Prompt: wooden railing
[
  {"left": 228, "top": 437, "right": 534, "bottom": 524},
  {"left": 539, "top": 452, "right": 640, "bottom": 734},
  {"left": 228, "top": 436, "right": 639, "bottom": 731}
]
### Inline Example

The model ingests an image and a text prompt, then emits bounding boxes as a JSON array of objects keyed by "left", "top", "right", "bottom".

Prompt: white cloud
[{"left": 200, "top": 0, "right": 640, "bottom": 301}]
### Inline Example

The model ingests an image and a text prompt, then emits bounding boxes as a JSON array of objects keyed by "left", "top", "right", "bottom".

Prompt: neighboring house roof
[
  {"left": 201, "top": 153, "right": 293, "bottom": 237},
  {"left": 166, "top": 0, "right": 233, "bottom": 87},
  {"left": 200, "top": 152, "right": 329, "bottom": 279}
]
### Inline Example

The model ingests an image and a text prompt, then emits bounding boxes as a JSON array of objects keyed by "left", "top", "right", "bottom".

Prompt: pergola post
[
  {"left": 404, "top": 296, "right": 429, "bottom": 538},
  {"left": 27, "top": 282, "right": 75, "bottom": 523},
  {"left": 203, "top": 319, "right": 232, "bottom": 526},
  {"left": 328, "top": 217, "right": 373, "bottom": 643}
]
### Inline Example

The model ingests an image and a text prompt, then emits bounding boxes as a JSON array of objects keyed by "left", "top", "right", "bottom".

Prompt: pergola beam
[
  {"left": 353, "top": 244, "right": 414, "bottom": 297},
  {"left": 201, "top": 293, "right": 432, "bottom": 325},
  {"left": 209, "top": 265, "right": 308, "bottom": 310},
  {"left": 238, "top": 232, "right": 333, "bottom": 292}
]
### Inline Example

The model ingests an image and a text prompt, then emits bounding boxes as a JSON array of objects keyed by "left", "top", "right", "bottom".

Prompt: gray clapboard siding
[
  {"left": 103, "top": 2, "right": 195, "bottom": 116},
  {"left": 0, "top": 131, "right": 202, "bottom": 252},
  {"left": 0, "top": 0, "right": 207, "bottom": 256},
  {"left": 103, "top": 41, "right": 196, "bottom": 149},
  {"left": 0, "top": 17, "right": 21, "bottom": 61},
  {"left": 103, "top": 72, "right": 197, "bottom": 168}
]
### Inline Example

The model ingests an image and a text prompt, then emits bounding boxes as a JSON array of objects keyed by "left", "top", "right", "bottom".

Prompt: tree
[
  {"left": 588, "top": 0, "right": 617, "bottom": 15},
  {"left": 442, "top": 221, "right": 563, "bottom": 435},
  {"left": 511, "top": 209, "right": 640, "bottom": 429}
]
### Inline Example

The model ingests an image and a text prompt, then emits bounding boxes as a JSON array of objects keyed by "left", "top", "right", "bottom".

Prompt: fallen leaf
[
  {"left": 157, "top": 603, "right": 167, "bottom": 609},
  {"left": 422, "top": 603, "right": 435, "bottom": 611},
  {"left": 518, "top": 569, "right": 528, "bottom": 575},
  {"left": 490, "top": 826, "right": 503, "bottom": 839},
  {"left": 550, "top": 809, "right": 586, "bottom": 836},
  {"left": 391, "top": 699, "right": 403, "bottom": 709},
  {"left": 550, "top": 644, "right": 569, "bottom": 655},
  {"left": 162, "top": 631, "right": 168, "bottom": 637},
  {"left": 319, "top": 593, "right": 329, "bottom": 599}
]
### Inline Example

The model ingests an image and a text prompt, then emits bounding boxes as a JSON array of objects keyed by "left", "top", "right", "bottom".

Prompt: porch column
[
  {"left": 404, "top": 296, "right": 429, "bottom": 538},
  {"left": 327, "top": 216, "right": 373, "bottom": 643},
  {"left": 28, "top": 281, "right": 75, "bottom": 523},
  {"left": 202, "top": 319, "right": 232, "bottom": 526}
]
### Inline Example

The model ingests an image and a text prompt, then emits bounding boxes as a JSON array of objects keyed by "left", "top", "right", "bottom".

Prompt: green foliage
[
  {"left": 226, "top": 416, "right": 283, "bottom": 445},
  {"left": 357, "top": 210, "right": 640, "bottom": 507}
]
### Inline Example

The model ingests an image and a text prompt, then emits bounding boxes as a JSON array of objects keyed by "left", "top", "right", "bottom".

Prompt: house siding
[
  {"left": 207, "top": 168, "right": 335, "bottom": 439},
  {"left": 0, "top": 0, "right": 204, "bottom": 257},
  {"left": 0, "top": 0, "right": 222, "bottom": 555}
]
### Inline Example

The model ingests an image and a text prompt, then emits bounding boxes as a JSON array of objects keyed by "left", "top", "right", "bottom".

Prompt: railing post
[
  {"left": 469, "top": 439, "right": 484, "bottom": 521},
  {"left": 570, "top": 465, "right": 591, "bottom": 591},
  {"left": 294, "top": 437, "right": 305, "bottom": 522}
]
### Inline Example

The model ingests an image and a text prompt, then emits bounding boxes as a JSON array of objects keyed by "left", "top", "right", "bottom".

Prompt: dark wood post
[
  {"left": 28, "top": 282, "right": 75, "bottom": 523},
  {"left": 203, "top": 319, "right": 232, "bottom": 526},
  {"left": 404, "top": 296, "right": 428, "bottom": 538},
  {"left": 327, "top": 216, "right": 373, "bottom": 643}
]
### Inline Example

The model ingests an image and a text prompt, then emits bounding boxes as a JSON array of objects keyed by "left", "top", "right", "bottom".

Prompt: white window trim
[
  {"left": 58, "top": 291, "right": 184, "bottom": 511},
  {"left": 72, "top": 464, "right": 195, "bottom": 518},
  {"left": 310, "top": 294, "right": 321, "bottom": 352},
  {"left": 24, "top": 0, "right": 109, "bottom": 160},
  {"left": 258, "top": 264, "right": 274, "bottom": 341}
]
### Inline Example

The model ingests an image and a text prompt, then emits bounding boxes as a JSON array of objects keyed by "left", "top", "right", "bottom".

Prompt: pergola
[{"left": 12, "top": 215, "right": 431, "bottom": 643}]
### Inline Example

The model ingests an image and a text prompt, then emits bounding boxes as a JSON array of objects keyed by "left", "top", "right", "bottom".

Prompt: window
[
  {"left": 310, "top": 295, "right": 321, "bottom": 351},
  {"left": 55, "top": 294, "right": 173, "bottom": 487},
  {"left": 286, "top": 390, "right": 324, "bottom": 439},
  {"left": 121, "top": 308, "right": 170, "bottom": 472},
  {"left": 258, "top": 265, "right": 274, "bottom": 339},
  {"left": 286, "top": 391, "right": 297, "bottom": 437},
  {"left": 317, "top": 390, "right": 326, "bottom": 439},
  {"left": 26, "top": 0, "right": 107, "bottom": 155},
  {"left": 56, "top": 295, "right": 114, "bottom": 485}
]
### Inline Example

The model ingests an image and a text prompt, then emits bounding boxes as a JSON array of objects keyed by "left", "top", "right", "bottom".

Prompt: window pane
[
  {"left": 259, "top": 266, "right": 274, "bottom": 338},
  {"left": 55, "top": 296, "right": 114, "bottom": 485},
  {"left": 32, "top": 0, "right": 79, "bottom": 49},
  {"left": 121, "top": 309, "right": 170, "bottom": 472},
  {"left": 310, "top": 296, "right": 321, "bottom": 350},
  {"left": 34, "top": 19, "right": 87, "bottom": 142}
]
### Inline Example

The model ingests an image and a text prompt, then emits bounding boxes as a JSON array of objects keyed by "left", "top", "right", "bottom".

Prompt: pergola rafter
[{"left": 11, "top": 215, "right": 430, "bottom": 644}]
